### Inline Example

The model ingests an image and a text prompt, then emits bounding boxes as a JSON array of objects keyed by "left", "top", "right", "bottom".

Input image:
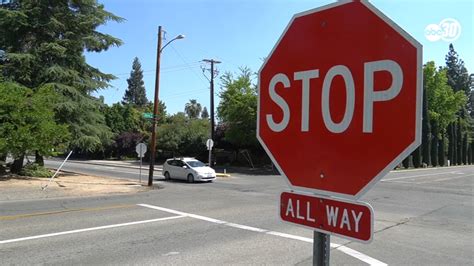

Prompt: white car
[{"left": 162, "top": 157, "right": 216, "bottom": 183}]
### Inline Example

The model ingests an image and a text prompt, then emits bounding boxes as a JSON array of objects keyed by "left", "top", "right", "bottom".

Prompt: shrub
[{"left": 19, "top": 163, "right": 53, "bottom": 178}]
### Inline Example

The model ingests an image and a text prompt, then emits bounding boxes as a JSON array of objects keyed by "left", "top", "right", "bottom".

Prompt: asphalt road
[
  {"left": 45, "top": 159, "right": 160, "bottom": 181},
  {"left": 1, "top": 161, "right": 473, "bottom": 265}
]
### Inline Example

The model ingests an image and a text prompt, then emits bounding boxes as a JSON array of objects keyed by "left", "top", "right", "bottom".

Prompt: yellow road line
[{"left": 0, "top": 204, "right": 135, "bottom": 221}]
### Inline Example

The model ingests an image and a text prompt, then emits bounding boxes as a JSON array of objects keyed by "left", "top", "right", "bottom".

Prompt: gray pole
[
  {"left": 313, "top": 231, "right": 330, "bottom": 266},
  {"left": 202, "top": 59, "right": 221, "bottom": 167},
  {"left": 148, "top": 26, "right": 163, "bottom": 187}
]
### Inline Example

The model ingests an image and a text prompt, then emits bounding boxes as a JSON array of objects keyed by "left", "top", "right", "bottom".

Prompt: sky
[{"left": 86, "top": 0, "right": 473, "bottom": 115}]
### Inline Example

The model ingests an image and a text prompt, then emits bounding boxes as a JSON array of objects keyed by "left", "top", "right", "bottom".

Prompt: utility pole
[
  {"left": 148, "top": 26, "right": 163, "bottom": 187},
  {"left": 147, "top": 27, "right": 184, "bottom": 187},
  {"left": 202, "top": 59, "right": 221, "bottom": 167}
]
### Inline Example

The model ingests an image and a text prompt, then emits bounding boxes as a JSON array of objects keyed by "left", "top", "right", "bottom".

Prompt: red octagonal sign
[{"left": 257, "top": 1, "right": 422, "bottom": 199}]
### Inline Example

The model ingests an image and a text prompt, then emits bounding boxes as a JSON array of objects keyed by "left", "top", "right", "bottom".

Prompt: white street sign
[
  {"left": 135, "top": 143, "right": 147, "bottom": 158},
  {"left": 206, "top": 139, "right": 214, "bottom": 150}
]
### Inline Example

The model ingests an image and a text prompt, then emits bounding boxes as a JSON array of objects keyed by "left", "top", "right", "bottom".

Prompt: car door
[
  {"left": 174, "top": 160, "right": 187, "bottom": 180},
  {"left": 165, "top": 160, "right": 175, "bottom": 177}
]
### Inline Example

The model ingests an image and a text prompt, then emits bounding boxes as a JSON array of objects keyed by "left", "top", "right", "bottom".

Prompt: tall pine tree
[
  {"left": 445, "top": 44, "right": 473, "bottom": 165},
  {"left": 122, "top": 57, "right": 147, "bottom": 106},
  {"left": 201, "top": 106, "right": 209, "bottom": 119},
  {"left": 0, "top": 0, "right": 123, "bottom": 159}
]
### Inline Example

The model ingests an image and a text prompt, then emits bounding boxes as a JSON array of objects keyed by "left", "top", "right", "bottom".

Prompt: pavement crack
[
  {"left": 374, "top": 218, "right": 411, "bottom": 234},
  {"left": 374, "top": 204, "right": 451, "bottom": 234}
]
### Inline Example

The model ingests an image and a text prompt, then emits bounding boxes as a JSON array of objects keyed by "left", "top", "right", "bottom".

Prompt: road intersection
[{"left": 1, "top": 161, "right": 472, "bottom": 265}]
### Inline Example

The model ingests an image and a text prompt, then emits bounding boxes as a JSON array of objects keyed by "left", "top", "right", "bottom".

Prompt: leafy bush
[{"left": 19, "top": 163, "right": 53, "bottom": 178}]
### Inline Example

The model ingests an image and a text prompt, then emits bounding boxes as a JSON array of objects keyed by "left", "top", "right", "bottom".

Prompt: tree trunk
[
  {"left": 471, "top": 142, "right": 474, "bottom": 165},
  {"left": 412, "top": 147, "right": 421, "bottom": 168},
  {"left": 0, "top": 154, "right": 6, "bottom": 175},
  {"left": 402, "top": 156, "right": 410, "bottom": 169},
  {"left": 10, "top": 154, "right": 24, "bottom": 174},
  {"left": 468, "top": 142, "right": 473, "bottom": 165},
  {"left": 430, "top": 120, "right": 439, "bottom": 167},
  {"left": 421, "top": 88, "right": 431, "bottom": 165},
  {"left": 447, "top": 123, "right": 454, "bottom": 165},
  {"left": 462, "top": 133, "right": 468, "bottom": 165},
  {"left": 438, "top": 133, "right": 446, "bottom": 166},
  {"left": 456, "top": 120, "right": 462, "bottom": 165},
  {"left": 35, "top": 151, "right": 44, "bottom": 166}
]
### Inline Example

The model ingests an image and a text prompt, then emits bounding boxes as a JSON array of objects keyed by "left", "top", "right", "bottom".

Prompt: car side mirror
[{"left": 182, "top": 165, "right": 188, "bottom": 169}]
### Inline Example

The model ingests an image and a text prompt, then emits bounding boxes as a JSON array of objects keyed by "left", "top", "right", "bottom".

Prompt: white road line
[
  {"left": 382, "top": 171, "right": 456, "bottom": 182},
  {"left": 336, "top": 245, "right": 387, "bottom": 266},
  {"left": 0, "top": 215, "right": 184, "bottom": 245},
  {"left": 138, "top": 204, "right": 387, "bottom": 266}
]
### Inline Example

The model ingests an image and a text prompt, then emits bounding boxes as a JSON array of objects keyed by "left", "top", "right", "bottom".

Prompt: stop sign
[{"left": 257, "top": 1, "right": 422, "bottom": 199}]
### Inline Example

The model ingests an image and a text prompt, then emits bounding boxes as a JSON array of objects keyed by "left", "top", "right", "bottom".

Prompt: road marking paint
[
  {"left": 335, "top": 244, "right": 387, "bottom": 266},
  {"left": 0, "top": 215, "right": 184, "bottom": 245},
  {"left": 382, "top": 171, "right": 456, "bottom": 182},
  {"left": 138, "top": 204, "right": 387, "bottom": 266},
  {"left": 416, "top": 174, "right": 474, "bottom": 184},
  {"left": 266, "top": 231, "right": 313, "bottom": 243},
  {"left": 0, "top": 204, "right": 135, "bottom": 221},
  {"left": 381, "top": 180, "right": 419, "bottom": 184},
  {"left": 226, "top": 223, "right": 268, "bottom": 233}
]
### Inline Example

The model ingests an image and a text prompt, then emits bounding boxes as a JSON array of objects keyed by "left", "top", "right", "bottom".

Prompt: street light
[{"left": 148, "top": 26, "right": 185, "bottom": 186}]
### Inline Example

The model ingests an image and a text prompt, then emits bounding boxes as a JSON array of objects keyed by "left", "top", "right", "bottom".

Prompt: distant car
[{"left": 162, "top": 157, "right": 216, "bottom": 183}]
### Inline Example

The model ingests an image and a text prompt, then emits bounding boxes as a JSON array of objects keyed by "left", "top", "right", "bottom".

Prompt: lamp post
[{"left": 148, "top": 26, "right": 185, "bottom": 186}]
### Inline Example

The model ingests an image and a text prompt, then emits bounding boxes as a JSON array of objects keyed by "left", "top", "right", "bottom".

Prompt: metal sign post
[
  {"left": 139, "top": 154, "right": 142, "bottom": 183},
  {"left": 313, "top": 232, "right": 330, "bottom": 266},
  {"left": 135, "top": 143, "right": 147, "bottom": 184}
]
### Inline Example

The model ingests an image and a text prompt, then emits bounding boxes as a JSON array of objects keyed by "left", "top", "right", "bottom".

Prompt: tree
[
  {"left": 0, "top": 0, "right": 123, "bottom": 159},
  {"left": 122, "top": 57, "right": 147, "bottom": 106},
  {"left": 156, "top": 112, "right": 209, "bottom": 156},
  {"left": 412, "top": 147, "right": 421, "bottom": 168},
  {"left": 185, "top": 99, "right": 202, "bottom": 119},
  {"left": 421, "top": 80, "right": 431, "bottom": 166},
  {"left": 201, "top": 106, "right": 209, "bottom": 119},
  {"left": 105, "top": 103, "right": 141, "bottom": 134},
  {"left": 0, "top": 82, "right": 69, "bottom": 172},
  {"left": 114, "top": 131, "right": 143, "bottom": 159},
  {"left": 217, "top": 67, "right": 259, "bottom": 149},
  {"left": 445, "top": 44, "right": 471, "bottom": 96},
  {"left": 470, "top": 74, "right": 474, "bottom": 118},
  {"left": 445, "top": 44, "right": 473, "bottom": 165},
  {"left": 424, "top": 62, "right": 467, "bottom": 166}
]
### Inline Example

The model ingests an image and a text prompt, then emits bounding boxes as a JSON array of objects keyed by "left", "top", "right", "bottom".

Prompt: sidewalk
[{"left": 0, "top": 172, "right": 150, "bottom": 202}]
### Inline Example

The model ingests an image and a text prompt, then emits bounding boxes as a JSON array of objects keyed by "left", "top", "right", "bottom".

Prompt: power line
[
  {"left": 112, "top": 62, "right": 201, "bottom": 76},
  {"left": 170, "top": 46, "right": 209, "bottom": 86}
]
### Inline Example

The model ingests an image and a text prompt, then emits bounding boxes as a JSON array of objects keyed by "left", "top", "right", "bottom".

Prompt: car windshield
[{"left": 186, "top": 160, "right": 206, "bottom": 168}]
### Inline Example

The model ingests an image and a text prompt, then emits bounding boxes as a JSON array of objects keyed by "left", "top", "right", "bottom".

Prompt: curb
[
  {"left": 51, "top": 159, "right": 162, "bottom": 171},
  {"left": 216, "top": 173, "right": 231, "bottom": 178},
  {"left": 389, "top": 164, "right": 473, "bottom": 173}
]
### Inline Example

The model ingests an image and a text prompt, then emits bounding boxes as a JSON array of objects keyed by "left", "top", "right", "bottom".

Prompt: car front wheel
[
  {"left": 164, "top": 172, "right": 170, "bottom": 180},
  {"left": 187, "top": 174, "right": 194, "bottom": 183}
]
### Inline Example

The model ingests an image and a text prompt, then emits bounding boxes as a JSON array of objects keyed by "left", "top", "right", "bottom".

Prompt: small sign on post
[
  {"left": 280, "top": 191, "right": 373, "bottom": 243},
  {"left": 206, "top": 139, "right": 214, "bottom": 167},
  {"left": 135, "top": 143, "right": 147, "bottom": 183},
  {"left": 206, "top": 139, "right": 214, "bottom": 150},
  {"left": 143, "top": 113, "right": 154, "bottom": 119}
]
